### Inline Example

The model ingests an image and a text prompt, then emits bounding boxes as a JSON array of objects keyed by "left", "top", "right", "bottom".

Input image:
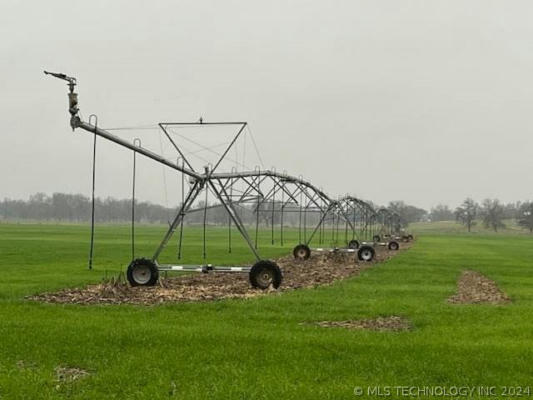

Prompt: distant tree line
[
  {"left": 0, "top": 193, "right": 320, "bottom": 227},
  {"left": 387, "top": 201, "right": 428, "bottom": 225},
  {"left": 0, "top": 193, "right": 174, "bottom": 223},
  {"left": 430, "top": 198, "right": 533, "bottom": 233},
  {"left": 1, "top": 193, "right": 427, "bottom": 227},
  {"left": 5, "top": 193, "right": 531, "bottom": 233}
]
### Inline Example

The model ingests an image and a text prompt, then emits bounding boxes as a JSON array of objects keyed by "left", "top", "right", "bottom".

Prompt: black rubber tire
[
  {"left": 373, "top": 235, "right": 381, "bottom": 242},
  {"left": 407, "top": 234, "right": 414, "bottom": 241},
  {"left": 249, "top": 260, "right": 282, "bottom": 289},
  {"left": 348, "top": 239, "right": 360, "bottom": 249},
  {"left": 293, "top": 244, "right": 311, "bottom": 260},
  {"left": 357, "top": 245, "right": 375, "bottom": 262},
  {"left": 388, "top": 241, "right": 399, "bottom": 251},
  {"left": 127, "top": 258, "right": 159, "bottom": 286}
]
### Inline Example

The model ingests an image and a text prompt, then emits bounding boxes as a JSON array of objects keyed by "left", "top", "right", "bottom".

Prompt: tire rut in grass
[
  {"left": 55, "top": 366, "right": 90, "bottom": 383},
  {"left": 447, "top": 270, "right": 510, "bottom": 305},
  {"left": 305, "top": 316, "right": 411, "bottom": 332},
  {"left": 28, "top": 244, "right": 410, "bottom": 305}
]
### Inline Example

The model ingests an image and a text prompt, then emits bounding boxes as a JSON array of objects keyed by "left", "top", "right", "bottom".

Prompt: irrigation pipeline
[{"left": 45, "top": 71, "right": 405, "bottom": 274}]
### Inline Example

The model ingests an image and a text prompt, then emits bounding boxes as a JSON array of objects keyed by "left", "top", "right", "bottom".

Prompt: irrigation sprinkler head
[
  {"left": 44, "top": 70, "right": 77, "bottom": 91},
  {"left": 44, "top": 70, "right": 79, "bottom": 130}
]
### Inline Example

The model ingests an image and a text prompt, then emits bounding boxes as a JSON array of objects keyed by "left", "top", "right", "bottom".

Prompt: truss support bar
[
  {"left": 152, "top": 180, "right": 203, "bottom": 261},
  {"left": 304, "top": 202, "right": 337, "bottom": 246},
  {"left": 209, "top": 180, "right": 261, "bottom": 261},
  {"left": 75, "top": 119, "right": 202, "bottom": 180}
]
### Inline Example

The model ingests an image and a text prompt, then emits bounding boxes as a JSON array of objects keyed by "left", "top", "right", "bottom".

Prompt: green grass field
[
  {"left": 410, "top": 219, "right": 530, "bottom": 235},
  {"left": 0, "top": 223, "right": 532, "bottom": 399}
]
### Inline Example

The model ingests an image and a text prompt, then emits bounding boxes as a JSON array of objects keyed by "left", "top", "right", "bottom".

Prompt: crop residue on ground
[
  {"left": 448, "top": 270, "right": 510, "bottom": 304},
  {"left": 55, "top": 366, "right": 90, "bottom": 383},
  {"left": 28, "top": 245, "right": 409, "bottom": 305},
  {"left": 306, "top": 316, "right": 411, "bottom": 331}
]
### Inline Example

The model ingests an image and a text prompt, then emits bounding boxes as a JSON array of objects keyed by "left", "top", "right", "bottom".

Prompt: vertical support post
[
  {"left": 280, "top": 182, "right": 285, "bottom": 247},
  {"left": 344, "top": 216, "right": 348, "bottom": 244},
  {"left": 352, "top": 202, "right": 356, "bottom": 241},
  {"left": 202, "top": 184, "right": 208, "bottom": 261},
  {"left": 88, "top": 115, "right": 98, "bottom": 270},
  {"left": 331, "top": 212, "right": 335, "bottom": 245},
  {"left": 228, "top": 176, "right": 233, "bottom": 253},
  {"left": 255, "top": 200, "right": 260, "bottom": 249},
  {"left": 271, "top": 180, "right": 276, "bottom": 245},
  {"left": 303, "top": 203, "right": 307, "bottom": 244},
  {"left": 319, "top": 198, "right": 325, "bottom": 245},
  {"left": 131, "top": 138, "right": 141, "bottom": 261},
  {"left": 335, "top": 210, "right": 340, "bottom": 245},
  {"left": 319, "top": 211, "right": 323, "bottom": 245},
  {"left": 254, "top": 172, "right": 261, "bottom": 249},
  {"left": 298, "top": 192, "right": 303, "bottom": 243}
]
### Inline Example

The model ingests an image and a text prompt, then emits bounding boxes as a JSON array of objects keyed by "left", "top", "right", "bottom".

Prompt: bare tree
[
  {"left": 430, "top": 204, "right": 454, "bottom": 221},
  {"left": 517, "top": 202, "right": 533, "bottom": 233},
  {"left": 503, "top": 201, "right": 521, "bottom": 219},
  {"left": 455, "top": 198, "right": 478, "bottom": 232},
  {"left": 481, "top": 198, "right": 506, "bottom": 232},
  {"left": 388, "top": 201, "right": 427, "bottom": 225}
]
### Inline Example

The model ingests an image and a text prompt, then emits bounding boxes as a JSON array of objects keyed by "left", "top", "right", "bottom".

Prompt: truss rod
[{"left": 75, "top": 119, "right": 203, "bottom": 181}]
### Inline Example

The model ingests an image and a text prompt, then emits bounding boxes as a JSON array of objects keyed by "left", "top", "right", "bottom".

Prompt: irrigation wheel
[
  {"left": 357, "top": 245, "right": 375, "bottom": 262},
  {"left": 127, "top": 258, "right": 159, "bottom": 286},
  {"left": 249, "top": 260, "right": 282, "bottom": 289},
  {"left": 348, "top": 240, "right": 360, "bottom": 249},
  {"left": 293, "top": 244, "right": 311, "bottom": 260},
  {"left": 388, "top": 241, "right": 399, "bottom": 251}
]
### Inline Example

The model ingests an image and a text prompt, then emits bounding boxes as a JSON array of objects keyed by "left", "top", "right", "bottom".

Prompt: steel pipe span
[{"left": 46, "top": 71, "right": 407, "bottom": 289}]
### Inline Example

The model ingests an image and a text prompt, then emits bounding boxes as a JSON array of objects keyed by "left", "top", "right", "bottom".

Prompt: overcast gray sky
[{"left": 2, "top": 0, "right": 533, "bottom": 210}]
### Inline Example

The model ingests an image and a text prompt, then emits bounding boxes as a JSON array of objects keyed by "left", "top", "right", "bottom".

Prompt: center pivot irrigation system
[{"left": 45, "top": 71, "right": 411, "bottom": 290}]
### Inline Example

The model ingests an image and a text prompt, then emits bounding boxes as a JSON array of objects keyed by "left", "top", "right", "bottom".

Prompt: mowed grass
[{"left": 0, "top": 223, "right": 532, "bottom": 399}]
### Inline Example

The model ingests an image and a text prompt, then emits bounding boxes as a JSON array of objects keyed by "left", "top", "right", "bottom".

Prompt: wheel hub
[
  {"left": 132, "top": 265, "right": 151, "bottom": 285},
  {"left": 257, "top": 269, "right": 273, "bottom": 287}
]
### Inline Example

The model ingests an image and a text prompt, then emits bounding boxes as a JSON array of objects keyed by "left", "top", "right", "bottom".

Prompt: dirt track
[
  {"left": 447, "top": 270, "right": 510, "bottom": 304},
  {"left": 28, "top": 244, "right": 411, "bottom": 305}
]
